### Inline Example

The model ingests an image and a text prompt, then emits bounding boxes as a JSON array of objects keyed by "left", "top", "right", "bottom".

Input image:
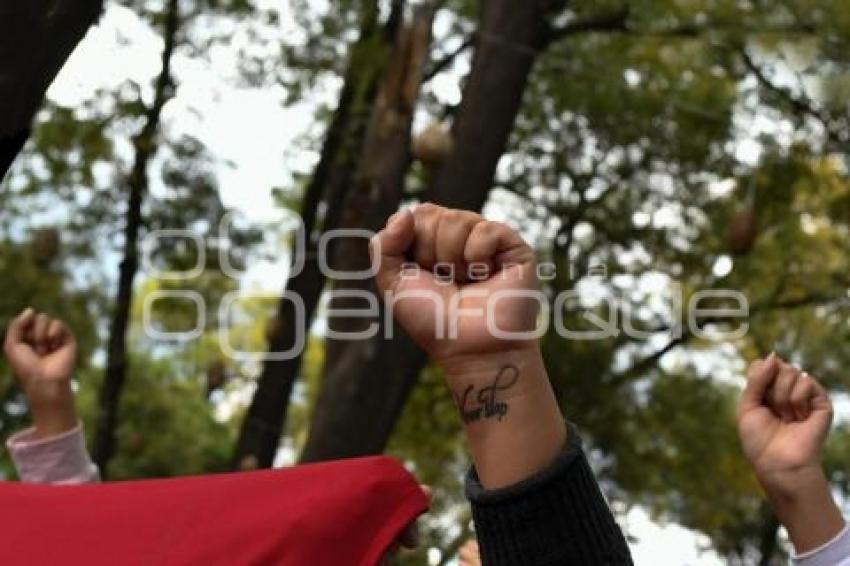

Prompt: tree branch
[
  {"left": 549, "top": 12, "right": 817, "bottom": 44},
  {"left": 738, "top": 47, "right": 844, "bottom": 147},
  {"left": 547, "top": 7, "right": 630, "bottom": 43},
  {"left": 424, "top": 33, "right": 475, "bottom": 81},
  {"left": 610, "top": 291, "right": 849, "bottom": 387}
]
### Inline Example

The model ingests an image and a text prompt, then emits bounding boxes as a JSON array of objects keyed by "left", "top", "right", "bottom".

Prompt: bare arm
[
  {"left": 371, "top": 206, "right": 565, "bottom": 488},
  {"left": 737, "top": 355, "right": 844, "bottom": 554},
  {"left": 372, "top": 205, "right": 631, "bottom": 565},
  {"left": 3, "top": 308, "right": 98, "bottom": 483}
]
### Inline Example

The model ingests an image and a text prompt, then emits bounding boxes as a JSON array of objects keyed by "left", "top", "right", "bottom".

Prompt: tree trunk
[
  {"left": 757, "top": 505, "right": 780, "bottom": 566},
  {"left": 230, "top": 0, "right": 399, "bottom": 470},
  {"left": 427, "top": 0, "right": 560, "bottom": 210},
  {"left": 91, "top": 0, "right": 178, "bottom": 477},
  {"left": 300, "top": 4, "right": 435, "bottom": 462},
  {"left": 0, "top": 0, "right": 103, "bottom": 179},
  {"left": 299, "top": 0, "right": 565, "bottom": 462}
]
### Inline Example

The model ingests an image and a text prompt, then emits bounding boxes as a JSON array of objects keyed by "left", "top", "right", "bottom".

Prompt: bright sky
[{"left": 39, "top": 4, "right": 767, "bottom": 564}]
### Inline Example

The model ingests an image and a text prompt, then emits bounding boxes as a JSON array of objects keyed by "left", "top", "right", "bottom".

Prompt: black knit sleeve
[
  {"left": 0, "top": 130, "right": 28, "bottom": 181},
  {"left": 465, "top": 424, "right": 633, "bottom": 566}
]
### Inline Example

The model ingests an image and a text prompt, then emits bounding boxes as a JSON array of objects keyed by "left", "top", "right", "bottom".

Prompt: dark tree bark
[
  {"left": 0, "top": 0, "right": 103, "bottom": 180},
  {"left": 231, "top": 0, "right": 401, "bottom": 470},
  {"left": 299, "top": 0, "right": 567, "bottom": 462},
  {"left": 91, "top": 0, "right": 179, "bottom": 477},
  {"left": 300, "top": 4, "right": 436, "bottom": 462},
  {"left": 427, "top": 0, "right": 563, "bottom": 210},
  {"left": 757, "top": 505, "right": 781, "bottom": 566}
]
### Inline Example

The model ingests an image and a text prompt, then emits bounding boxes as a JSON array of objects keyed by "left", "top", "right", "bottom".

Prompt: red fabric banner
[{"left": 1, "top": 456, "right": 428, "bottom": 566}]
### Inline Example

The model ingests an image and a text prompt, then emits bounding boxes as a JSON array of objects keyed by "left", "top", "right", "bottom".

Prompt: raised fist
[
  {"left": 370, "top": 204, "right": 540, "bottom": 367},
  {"left": 372, "top": 206, "right": 566, "bottom": 489},
  {"left": 3, "top": 308, "right": 78, "bottom": 437},
  {"left": 736, "top": 354, "right": 832, "bottom": 492}
]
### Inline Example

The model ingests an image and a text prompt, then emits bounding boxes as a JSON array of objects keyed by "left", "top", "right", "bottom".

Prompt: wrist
[
  {"left": 25, "top": 381, "right": 78, "bottom": 440},
  {"left": 441, "top": 347, "right": 553, "bottom": 420},
  {"left": 761, "top": 466, "right": 845, "bottom": 554},
  {"left": 440, "top": 346, "right": 567, "bottom": 489},
  {"left": 757, "top": 463, "right": 827, "bottom": 501},
  {"left": 30, "top": 408, "right": 79, "bottom": 440},
  {"left": 439, "top": 345, "right": 545, "bottom": 387}
]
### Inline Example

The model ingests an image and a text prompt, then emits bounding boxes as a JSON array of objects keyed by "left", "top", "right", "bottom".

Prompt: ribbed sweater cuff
[
  {"left": 7, "top": 422, "right": 100, "bottom": 484},
  {"left": 466, "top": 423, "right": 633, "bottom": 565}
]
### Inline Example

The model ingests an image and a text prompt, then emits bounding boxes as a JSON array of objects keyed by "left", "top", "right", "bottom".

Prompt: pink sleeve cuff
[
  {"left": 793, "top": 523, "right": 850, "bottom": 566},
  {"left": 6, "top": 423, "right": 100, "bottom": 484}
]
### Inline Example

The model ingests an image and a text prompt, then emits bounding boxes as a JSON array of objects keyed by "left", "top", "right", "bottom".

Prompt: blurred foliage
[
  {"left": 388, "top": 365, "right": 471, "bottom": 565},
  {"left": 77, "top": 354, "right": 235, "bottom": 479}
]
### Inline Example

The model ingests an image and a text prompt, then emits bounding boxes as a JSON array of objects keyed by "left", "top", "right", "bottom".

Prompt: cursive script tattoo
[{"left": 455, "top": 365, "right": 520, "bottom": 424}]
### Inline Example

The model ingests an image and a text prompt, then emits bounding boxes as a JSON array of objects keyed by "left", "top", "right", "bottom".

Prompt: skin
[
  {"left": 737, "top": 353, "right": 845, "bottom": 554},
  {"left": 378, "top": 485, "right": 432, "bottom": 565},
  {"left": 371, "top": 204, "right": 566, "bottom": 489},
  {"left": 3, "top": 308, "right": 79, "bottom": 439},
  {"left": 458, "top": 539, "right": 482, "bottom": 566}
]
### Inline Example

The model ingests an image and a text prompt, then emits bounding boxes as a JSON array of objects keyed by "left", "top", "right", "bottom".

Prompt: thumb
[
  {"left": 739, "top": 352, "right": 779, "bottom": 414},
  {"left": 371, "top": 209, "right": 415, "bottom": 294}
]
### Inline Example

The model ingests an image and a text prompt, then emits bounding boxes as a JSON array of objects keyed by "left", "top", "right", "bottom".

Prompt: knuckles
[{"left": 413, "top": 202, "right": 442, "bottom": 218}]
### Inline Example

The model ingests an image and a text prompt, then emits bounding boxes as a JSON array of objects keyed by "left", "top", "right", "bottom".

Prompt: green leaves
[{"left": 77, "top": 354, "right": 235, "bottom": 479}]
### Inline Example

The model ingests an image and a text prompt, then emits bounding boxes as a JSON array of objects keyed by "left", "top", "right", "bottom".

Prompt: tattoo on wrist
[{"left": 454, "top": 365, "right": 520, "bottom": 424}]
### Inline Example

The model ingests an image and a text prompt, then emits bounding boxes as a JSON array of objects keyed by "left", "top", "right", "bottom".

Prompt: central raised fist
[{"left": 370, "top": 204, "right": 541, "bottom": 367}]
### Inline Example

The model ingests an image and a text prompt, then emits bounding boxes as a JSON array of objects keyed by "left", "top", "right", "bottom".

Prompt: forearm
[
  {"left": 447, "top": 348, "right": 632, "bottom": 564},
  {"left": 25, "top": 380, "right": 79, "bottom": 440},
  {"left": 762, "top": 467, "right": 845, "bottom": 555},
  {"left": 442, "top": 347, "right": 567, "bottom": 489}
]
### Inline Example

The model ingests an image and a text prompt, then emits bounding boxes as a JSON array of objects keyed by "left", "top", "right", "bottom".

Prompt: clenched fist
[
  {"left": 737, "top": 354, "right": 832, "bottom": 490},
  {"left": 370, "top": 204, "right": 539, "bottom": 367},
  {"left": 736, "top": 354, "right": 844, "bottom": 553},
  {"left": 3, "top": 308, "right": 79, "bottom": 438}
]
